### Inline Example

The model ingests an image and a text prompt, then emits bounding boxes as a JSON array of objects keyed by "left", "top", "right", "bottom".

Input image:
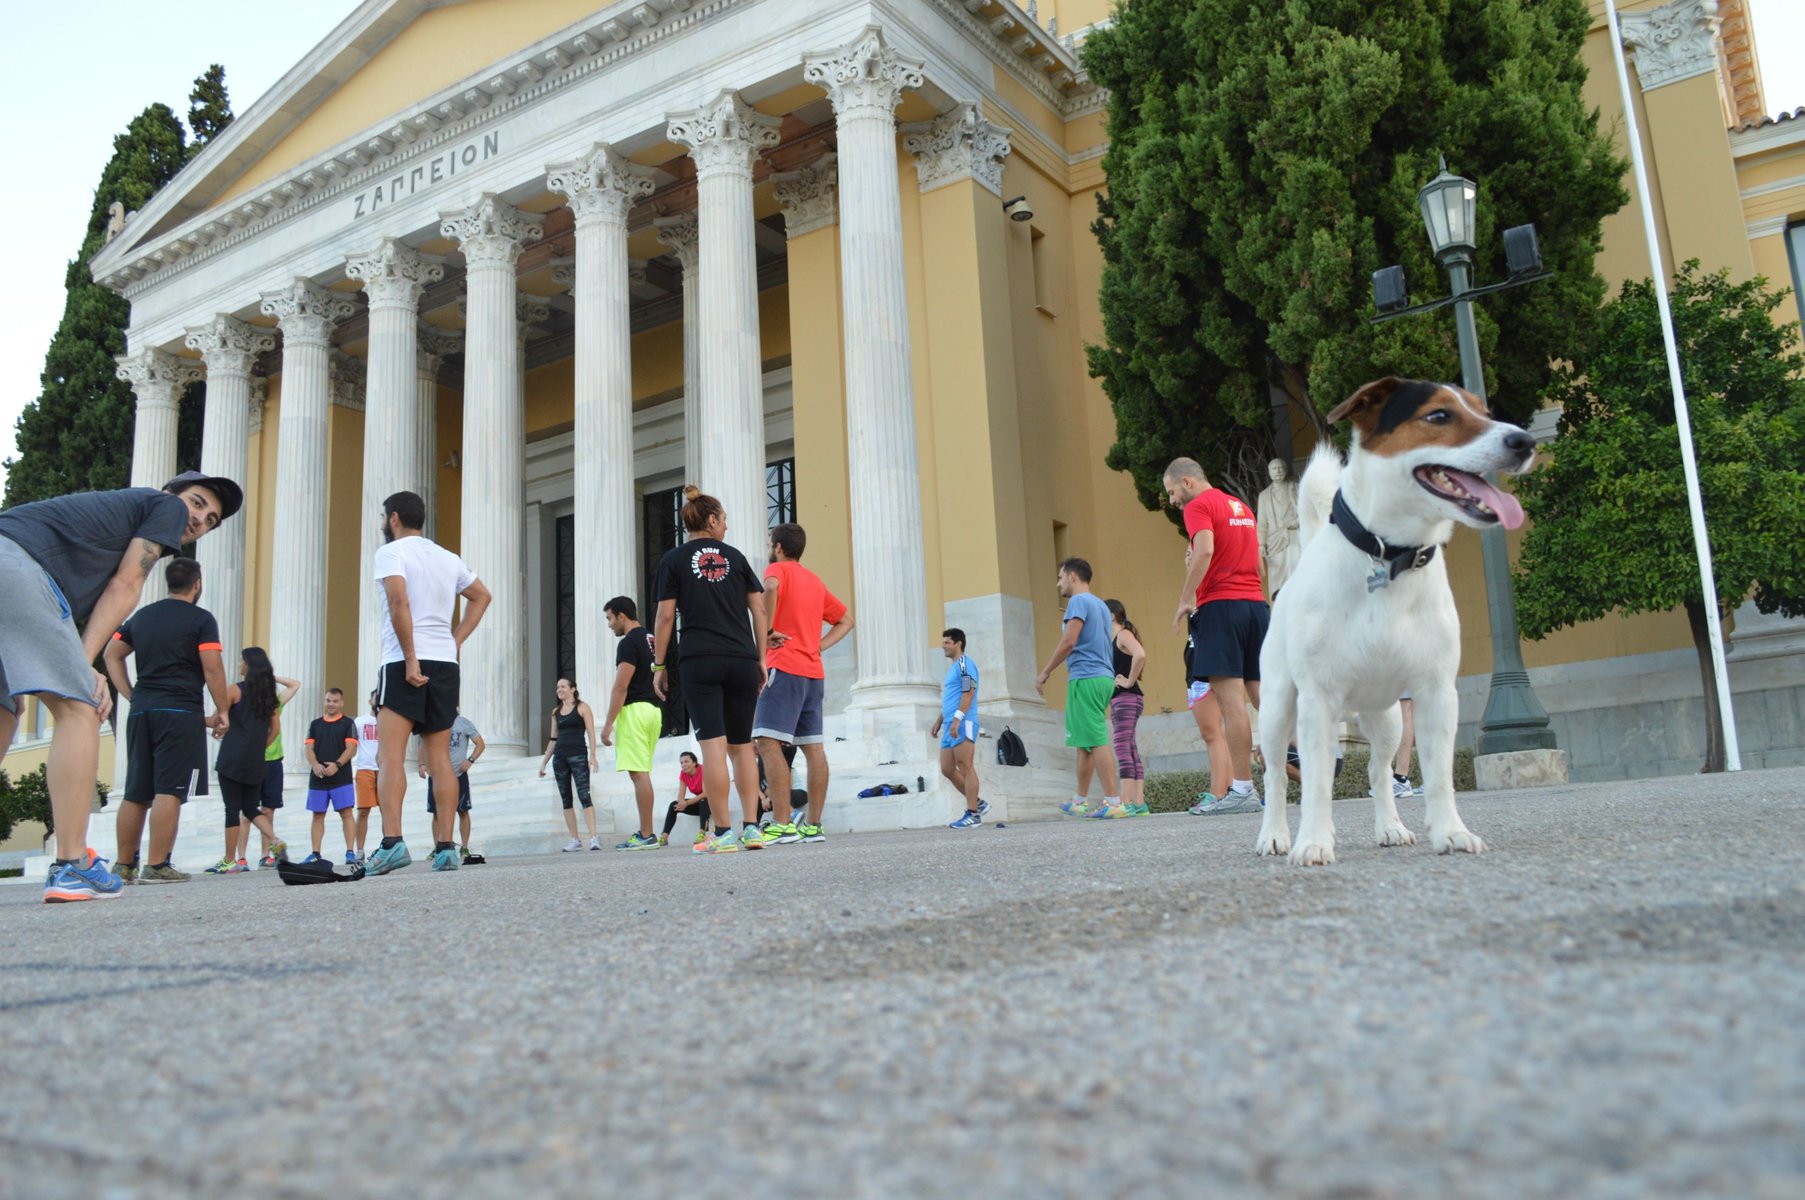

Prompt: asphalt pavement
[{"left": 3, "top": 767, "right": 1803, "bottom": 1199}]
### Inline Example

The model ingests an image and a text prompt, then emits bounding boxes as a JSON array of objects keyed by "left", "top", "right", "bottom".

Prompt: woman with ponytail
[
  {"left": 538, "top": 676, "right": 601, "bottom": 850},
  {"left": 1106, "top": 599, "right": 1150, "bottom": 818},
  {"left": 206, "top": 646, "right": 289, "bottom": 873},
  {"left": 650, "top": 486, "right": 768, "bottom": 855}
]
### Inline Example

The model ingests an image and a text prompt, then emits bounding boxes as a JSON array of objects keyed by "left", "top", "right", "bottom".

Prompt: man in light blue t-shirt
[
  {"left": 1035, "top": 557, "right": 1122, "bottom": 818},
  {"left": 931, "top": 628, "right": 989, "bottom": 829}
]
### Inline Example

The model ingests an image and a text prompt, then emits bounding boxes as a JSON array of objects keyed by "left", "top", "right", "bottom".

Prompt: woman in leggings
[
  {"left": 206, "top": 647, "right": 289, "bottom": 873},
  {"left": 1107, "top": 599, "right": 1150, "bottom": 817},
  {"left": 538, "top": 677, "right": 601, "bottom": 850},
  {"left": 660, "top": 751, "right": 708, "bottom": 845},
  {"left": 651, "top": 486, "right": 767, "bottom": 855}
]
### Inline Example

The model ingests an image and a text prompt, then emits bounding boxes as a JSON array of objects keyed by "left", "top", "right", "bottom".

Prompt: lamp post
[{"left": 1373, "top": 159, "right": 1557, "bottom": 756}]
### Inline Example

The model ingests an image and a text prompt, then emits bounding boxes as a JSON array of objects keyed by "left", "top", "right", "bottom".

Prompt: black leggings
[
  {"left": 220, "top": 777, "right": 262, "bottom": 828},
  {"left": 551, "top": 753, "right": 593, "bottom": 809},
  {"left": 662, "top": 799, "right": 709, "bottom": 836}
]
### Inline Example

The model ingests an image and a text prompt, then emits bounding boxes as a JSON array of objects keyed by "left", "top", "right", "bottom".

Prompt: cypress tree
[{"left": 187, "top": 64, "right": 234, "bottom": 155}]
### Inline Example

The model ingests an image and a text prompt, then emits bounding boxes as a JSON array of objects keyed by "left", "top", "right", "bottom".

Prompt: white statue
[{"left": 1257, "top": 458, "right": 1301, "bottom": 597}]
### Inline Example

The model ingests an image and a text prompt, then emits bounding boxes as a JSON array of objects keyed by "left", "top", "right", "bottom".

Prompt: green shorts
[
  {"left": 1065, "top": 676, "right": 1114, "bottom": 749},
  {"left": 614, "top": 702, "right": 661, "bottom": 774}
]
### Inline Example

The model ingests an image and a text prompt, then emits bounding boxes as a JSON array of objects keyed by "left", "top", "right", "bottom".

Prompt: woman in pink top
[{"left": 659, "top": 751, "right": 707, "bottom": 845}]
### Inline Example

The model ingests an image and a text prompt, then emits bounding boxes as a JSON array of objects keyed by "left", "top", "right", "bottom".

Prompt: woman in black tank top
[
  {"left": 538, "top": 677, "right": 599, "bottom": 849},
  {"left": 1106, "top": 600, "right": 1150, "bottom": 816},
  {"left": 209, "top": 647, "right": 288, "bottom": 872}
]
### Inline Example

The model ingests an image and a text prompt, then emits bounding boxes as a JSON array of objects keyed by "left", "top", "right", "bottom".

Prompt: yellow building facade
[{"left": 7, "top": 0, "right": 1802, "bottom": 856}]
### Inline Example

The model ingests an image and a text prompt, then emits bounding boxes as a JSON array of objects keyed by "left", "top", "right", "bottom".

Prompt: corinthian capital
[
  {"left": 440, "top": 194, "right": 544, "bottom": 268},
  {"left": 184, "top": 314, "right": 276, "bottom": 378},
  {"left": 116, "top": 347, "right": 203, "bottom": 408},
  {"left": 417, "top": 322, "right": 463, "bottom": 374},
  {"left": 1620, "top": 0, "right": 1720, "bottom": 91},
  {"left": 346, "top": 238, "right": 446, "bottom": 309},
  {"left": 259, "top": 278, "right": 357, "bottom": 346},
  {"left": 902, "top": 103, "right": 1013, "bottom": 196},
  {"left": 666, "top": 91, "right": 781, "bottom": 179},
  {"left": 654, "top": 212, "right": 700, "bottom": 273},
  {"left": 803, "top": 27, "right": 924, "bottom": 120},
  {"left": 546, "top": 144, "right": 658, "bottom": 225},
  {"left": 330, "top": 350, "right": 367, "bottom": 411},
  {"left": 772, "top": 154, "right": 838, "bottom": 237},
  {"left": 515, "top": 295, "right": 552, "bottom": 331}
]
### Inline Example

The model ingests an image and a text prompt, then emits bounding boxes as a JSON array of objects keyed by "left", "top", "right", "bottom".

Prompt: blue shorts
[
  {"left": 751, "top": 669, "right": 825, "bottom": 745},
  {"left": 1187, "top": 600, "right": 1270, "bottom": 682},
  {"left": 305, "top": 783, "right": 355, "bottom": 813},
  {"left": 940, "top": 716, "right": 978, "bottom": 750}
]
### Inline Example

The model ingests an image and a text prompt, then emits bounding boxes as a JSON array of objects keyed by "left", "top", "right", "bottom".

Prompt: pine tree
[
  {"left": 1083, "top": 0, "right": 1627, "bottom": 522},
  {"left": 187, "top": 64, "right": 234, "bottom": 155}
]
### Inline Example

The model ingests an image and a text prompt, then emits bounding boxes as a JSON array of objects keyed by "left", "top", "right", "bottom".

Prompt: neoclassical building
[{"left": 3, "top": 0, "right": 1801, "bottom": 842}]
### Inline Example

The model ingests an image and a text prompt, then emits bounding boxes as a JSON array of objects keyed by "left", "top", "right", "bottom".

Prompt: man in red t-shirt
[
  {"left": 1165, "top": 457, "right": 1269, "bottom": 814},
  {"left": 749, "top": 523, "right": 854, "bottom": 844}
]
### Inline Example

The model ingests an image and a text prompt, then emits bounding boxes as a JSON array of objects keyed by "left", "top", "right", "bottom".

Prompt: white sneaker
[
  {"left": 560, "top": 838, "right": 583, "bottom": 852},
  {"left": 588, "top": 837, "right": 601, "bottom": 851}
]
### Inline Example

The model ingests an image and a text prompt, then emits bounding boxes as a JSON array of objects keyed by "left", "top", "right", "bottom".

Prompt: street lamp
[{"left": 1371, "top": 157, "right": 1557, "bottom": 758}]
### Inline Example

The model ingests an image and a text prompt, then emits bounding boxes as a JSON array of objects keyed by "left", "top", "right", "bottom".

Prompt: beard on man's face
[{"left": 381, "top": 516, "right": 395, "bottom": 543}]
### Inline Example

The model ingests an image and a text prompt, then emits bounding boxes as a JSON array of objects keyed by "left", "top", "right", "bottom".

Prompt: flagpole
[{"left": 1602, "top": 0, "right": 1741, "bottom": 770}]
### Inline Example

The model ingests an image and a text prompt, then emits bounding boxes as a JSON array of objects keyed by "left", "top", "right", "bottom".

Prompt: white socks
[{"left": 1231, "top": 779, "right": 1253, "bottom": 795}]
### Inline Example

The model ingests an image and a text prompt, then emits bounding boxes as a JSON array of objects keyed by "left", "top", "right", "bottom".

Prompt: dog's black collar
[{"left": 1331, "top": 490, "right": 1436, "bottom": 589}]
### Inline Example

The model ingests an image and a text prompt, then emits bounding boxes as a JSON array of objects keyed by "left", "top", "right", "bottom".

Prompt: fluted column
[
  {"left": 416, "top": 325, "right": 461, "bottom": 539},
  {"left": 654, "top": 213, "right": 702, "bottom": 484},
  {"left": 805, "top": 28, "right": 938, "bottom": 704},
  {"left": 259, "top": 279, "right": 355, "bottom": 765},
  {"left": 548, "top": 145, "right": 656, "bottom": 696},
  {"left": 347, "top": 239, "right": 445, "bottom": 699},
  {"left": 183, "top": 316, "right": 274, "bottom": 667},
  {"left": 667, "top": 93, "right": 780, "bottom": 564},
  {"left": 441, "top": 194, "right": 541, "bottom": 755}
]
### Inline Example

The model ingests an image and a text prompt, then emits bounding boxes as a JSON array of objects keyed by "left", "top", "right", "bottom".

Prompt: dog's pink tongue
[{"left": 1446, "top": 469, "right": 1526, "bottom": 529}]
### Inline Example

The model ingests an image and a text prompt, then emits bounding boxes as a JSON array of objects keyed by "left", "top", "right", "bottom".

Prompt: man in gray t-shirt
[
  {"left": 420, "top": 713, "right": 484, "bottom": 860},
  {"left": 0, "top": 471, "right": 243, "bottom": 903}
]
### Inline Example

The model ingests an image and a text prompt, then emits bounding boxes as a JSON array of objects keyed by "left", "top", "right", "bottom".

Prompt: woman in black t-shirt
[
  {"left": 651, "top": 486, "right": 767, "bottom": 855},
  {"left": 207, "top": 646, "right": 289, "bottom": 872}
]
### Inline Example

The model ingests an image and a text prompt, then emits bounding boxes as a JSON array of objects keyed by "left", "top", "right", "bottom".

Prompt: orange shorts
[{"left": 355, "top": 769, "right": 379, "bottom": 809}]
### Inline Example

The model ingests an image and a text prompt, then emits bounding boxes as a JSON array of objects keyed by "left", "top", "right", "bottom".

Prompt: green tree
[
  {"left": 4, "top": 103, "right": 193, "bottom": 507},
  {"left": 0, "top": 765, "right": 56, "bottom": 845},
  {"left": 1513, "top": 263, "right": 1805, "bottom": 773},
  {"left": 1083, "top": 0, "right": 1626, "bottom": 519},
  {"left": 187, "top": 64, "right": 234, "bottom": 154}
]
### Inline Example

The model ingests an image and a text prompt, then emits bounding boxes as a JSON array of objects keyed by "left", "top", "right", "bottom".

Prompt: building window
[
  {"left": 767, "top": 457, "right": 797, "bottom": 527},
  {"left": 1786, "top": 223, "right": 1805, "bottom": 319},
  {"left": 554, "top": 514, "right": 576, "bottom": 685}
]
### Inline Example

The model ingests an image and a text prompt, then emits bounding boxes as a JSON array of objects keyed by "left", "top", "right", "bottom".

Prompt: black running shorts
[
  {"left": 682, "top": 655, "right": 761, "bottom": 744},
  {"left": 123, "top": 708, "right": 208, "bottom": 805},
  {"left": 377, "top": 660, "right": 459, "bottom": 735},
  {"left": 1187, "top": 600, "right": 1270, "bottom": 683}
]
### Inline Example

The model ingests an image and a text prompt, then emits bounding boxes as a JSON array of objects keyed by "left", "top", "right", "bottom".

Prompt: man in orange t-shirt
[{"left": 750, "top": 523, "right": 854, "bottom": 844}]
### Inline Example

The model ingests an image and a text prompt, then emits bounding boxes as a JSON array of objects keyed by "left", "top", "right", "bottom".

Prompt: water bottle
[{"left": 917, "top": 774, "right": 926, "bottom": 794}]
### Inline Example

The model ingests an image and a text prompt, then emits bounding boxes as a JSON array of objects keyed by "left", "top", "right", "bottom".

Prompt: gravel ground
[{"left": 3, "top": 767, "right": 1803, "bottom": 1199}]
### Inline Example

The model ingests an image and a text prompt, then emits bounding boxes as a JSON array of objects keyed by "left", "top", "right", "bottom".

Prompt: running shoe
[
  {"left": 1198, "top": 789, "right": 1263, "bottom": 816},
  {"left": 430, "top": 845, "right": 460, "bottom": 871},
  {"left": 658, "top": 834, "right": 669, "bottom": 847},
  {"left": 139, "top": 864, "right": 191, "bottom": 884},
  {"left": 739, "top": 824, "right": 767, "bottom": 850},
  {"left": 302, "top": 851, "right": 325, "bottom": 865},
  {"left": 42, "top": 851, "right": 125, "bottom": 903},
  {"left": 560, "top": 838, "right": 584, "bottom": 853},
  {"left": 117, "top": 861, "right": 139, "bottom": 884},
  {"left": 589, "top": 837, "right": 603, "bottom": 851},
  {"left": 1187, "top": 793, "right": 1221, "bottom": 815},
  {"left": 799, "top": 823, "right": 826, "bottom": 844},
  {"left": 258, "top": 855, "right": 277, "bottom": 870},
  {"left": 1061, "top": 799, "right": 1094, "bottom": 817},
  {"left": 366, "top": 841, "right": 412, "bottom": 876},
  {"left": 765, "top": 822, "right": 801, "bottom": 845},
  {"left": 1086, "top": 802, "right": 1123, "bottom": 820},
  {"left": 617, "top": 833, "right": 659, "bottom": 851},
  {"left": 694, "top": 829, "right": 740, "bottom": 855},
  {"left": 205, "top": 856, "right": 235, "bottom": 874},
  {"left": 977, "top": 799, "right": 991, "bottom": 818},
  {"left": 345, "top": 850, "right": 359, "bottom": 866},
  {"left": 693, "top": 831, "right": 708, "bottom": 847},
  {"left": 1115, "top": 801, "right": 1152, "bottom": 818},
  {"left": 227, "top": 859, "right": 250, "bottom": 874},
  {"left": 268, "top": 840, "right": 290, "bottom": 864},
  {"left": 948, "top": 810, "right": 982, "bottom": 829}
]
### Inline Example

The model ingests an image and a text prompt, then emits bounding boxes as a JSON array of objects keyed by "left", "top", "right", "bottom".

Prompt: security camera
[{"left": 1003, "top": 195, "right": 1034, "bottom": 223}]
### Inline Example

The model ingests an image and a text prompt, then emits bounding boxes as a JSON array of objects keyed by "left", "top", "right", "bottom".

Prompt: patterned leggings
[{"left": 1110, "top": 693, "right": 1145, "bottom": 781}]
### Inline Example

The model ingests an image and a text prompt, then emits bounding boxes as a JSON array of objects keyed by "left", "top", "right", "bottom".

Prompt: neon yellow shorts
[{"left": 614, "top": 702, "right": 661, "bottom": 774}]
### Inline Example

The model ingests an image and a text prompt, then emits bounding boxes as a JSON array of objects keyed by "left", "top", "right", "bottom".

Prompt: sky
[{"left": 1, "top": 0, "right": 1802, "bottom": 496}]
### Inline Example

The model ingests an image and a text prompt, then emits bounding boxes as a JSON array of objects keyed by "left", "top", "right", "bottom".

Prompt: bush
[
  {"left": 0, "top": 766, "right": 107, "bottom": 845},
  {"left": 1145, "top": 748, "right": 1477, "bottom": 813}
]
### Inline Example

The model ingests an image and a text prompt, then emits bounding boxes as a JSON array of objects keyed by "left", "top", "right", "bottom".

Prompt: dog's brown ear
[{"left": 1327, "top": 377, "right": 1407, "bottom": 426}]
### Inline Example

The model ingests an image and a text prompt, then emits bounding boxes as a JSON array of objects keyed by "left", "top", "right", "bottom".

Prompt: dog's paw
[
  {"left": 1376, "top": 818, "right": 1416, "bottom": 848},
  {"left": 1254, "top": 824, "right": 1290, "bottom": 857},
  {"left": 1430, "top": 825, "right": 1485, "bottom": 855},
  {"left": 1288, "top": 838, "right": 1335, "bottom": 867}
]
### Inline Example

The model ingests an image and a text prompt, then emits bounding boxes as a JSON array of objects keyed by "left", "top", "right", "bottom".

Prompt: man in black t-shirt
[
  {"left": 600, "top": 597, "right": 663, "bottom": 850},
  {"left": 304, "top": 689, "right": 359, "bottom": 862},
  {"left": 102, "top": 556, "right": 231, "bottom": 884},
  {"left": 1, "top": 470, "right": 242, "bottom": 903}
]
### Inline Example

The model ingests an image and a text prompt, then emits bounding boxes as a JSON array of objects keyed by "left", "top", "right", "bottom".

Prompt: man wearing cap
[{"left": 0, "top": 470, "right": 242, "bottom": 903}]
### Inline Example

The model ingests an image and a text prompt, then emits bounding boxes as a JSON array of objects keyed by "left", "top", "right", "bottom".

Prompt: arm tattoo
[{"left": 137, "top": 542, "right": 161, "bottom": 576}]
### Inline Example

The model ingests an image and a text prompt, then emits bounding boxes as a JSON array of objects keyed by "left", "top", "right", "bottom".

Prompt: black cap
[{"left": 163, "top": 471, "right": 245, "bottom": 522}]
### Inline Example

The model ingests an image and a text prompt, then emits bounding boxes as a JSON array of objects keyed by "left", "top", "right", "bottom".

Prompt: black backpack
[{"left": 996, "top": 726, "right": 1029, "bottom": 767}]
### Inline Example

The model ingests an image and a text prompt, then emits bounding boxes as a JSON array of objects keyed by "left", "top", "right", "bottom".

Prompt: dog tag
[{"left": 1366, "top": 562, "right": 1391, "bottom": 593}]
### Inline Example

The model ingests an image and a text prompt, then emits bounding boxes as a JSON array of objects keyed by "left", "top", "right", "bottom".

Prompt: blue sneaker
[
  {"left": 302, "top": 851, "right": 325, "bottom": 865},
  {"left": 948, "top": 810, "right": 982, "bottom": 829},
  {"left": 430, "top": 845, "right": 460, "bottom": 871},
  {"left": 43, "top": 850, "right": 125, "bottom": 904},
  {"left": 366, "top": 841, "right": 412, "bottom": 876},
  {"left": 617, "top": 832, "right": 660, "bottom": 851},
  {"left": 977, "top": 799, "right": 991, "bottom": 817},
  {"left": 345, "top": 850, "right": 359, "bottom": 866}
]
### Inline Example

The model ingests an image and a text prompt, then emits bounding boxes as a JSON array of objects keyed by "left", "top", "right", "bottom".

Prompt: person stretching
[
  {"left": 1107, "top": 599, "right": 1150, "bottom": 817},
  {"left": 601, "top": 598, "right": 663, "bottom": 851},
  {"left": 932, "top": 629, "right": 987, "bottom": 829},
  {"left": 539, "top": 678, "right": 600, "bottom": 850}
]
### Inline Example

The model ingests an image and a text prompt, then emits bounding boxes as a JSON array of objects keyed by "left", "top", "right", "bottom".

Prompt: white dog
[{"left": 1254, "top": 377, "right": 1536, "bottom": 866}]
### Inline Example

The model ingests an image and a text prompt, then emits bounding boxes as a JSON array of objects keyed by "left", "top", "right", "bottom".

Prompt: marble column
[
  {"left": 347, "top": 239, "right": 444, "bottom": 700},
  {"left": 183, "top": 316, "right": 274, "bottom": 667},
  {"left": 258, "top": 278, "right": 355, "bottom": 765},
  {"left": 654, "top": 213, "right": 702, "bottom": 484},
  {"left": 667, "top": 92, "right": 780, "bottom": 565},
  {"left": 804, "top": 28, "right": 938, "bottom": 705},
  {"left": 416, "top": 324, "right": 461, "bottom": 539},
  {"left": 441, "top": 194, "right": 541, "bottom": 756},
  {"left": 548, "top": 145, "right": 656, "bottom": 697}
]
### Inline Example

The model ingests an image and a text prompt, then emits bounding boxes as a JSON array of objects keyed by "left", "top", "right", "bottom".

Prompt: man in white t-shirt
[
  {"left": 349, "top": 690, "right": 382, "bottom": 865},
  {"left": 367, "top": 490, "right": 491, "bottom": 876}
]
